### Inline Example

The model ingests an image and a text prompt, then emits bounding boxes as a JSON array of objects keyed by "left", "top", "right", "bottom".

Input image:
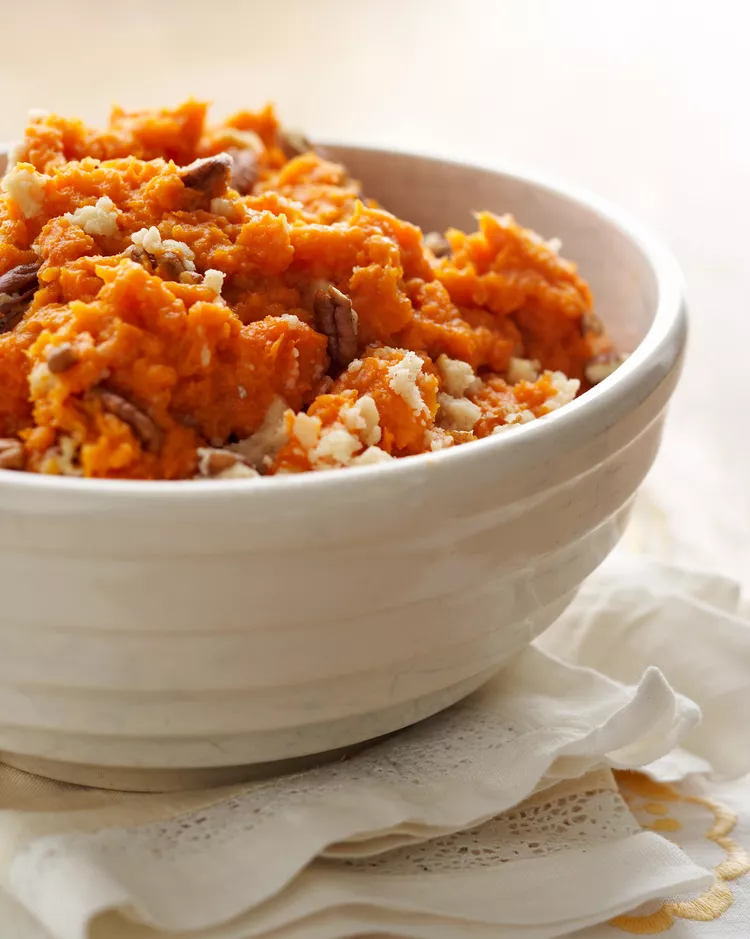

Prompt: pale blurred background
[{"left": 2, "top": 0, "right": 748, "bottom": 582}]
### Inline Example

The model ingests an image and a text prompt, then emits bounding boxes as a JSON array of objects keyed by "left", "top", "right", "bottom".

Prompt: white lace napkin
[
  {"left": 539, "top": 554, "right": 750, "bottom": 781},
  {"left": 0, "top": 557, "right": 747, "bottom": 939}
]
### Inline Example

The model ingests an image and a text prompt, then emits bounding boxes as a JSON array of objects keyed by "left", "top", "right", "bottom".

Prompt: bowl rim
[{"left": 0, "top": 143, "right": 686, "bottom": 502}]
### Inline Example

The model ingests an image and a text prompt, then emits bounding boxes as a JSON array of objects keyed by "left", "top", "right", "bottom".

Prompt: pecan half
[
  {"left": 0, "top": 260, "right": 41, "bottom": 333},
  {"left": 0, "top": 261, "right": 42, "bottom": 296},
  {"left": 95, "top": 388, "right": 163, "bottom": 453},
  {"left": 124, "top": 244, "right": 150, "bottom": 267},
  {"left": 157, "top": 250, "right": 190, "bottom": 282},
  {"left": 46, "top": 343, "right": 79, "bottom": 374},
  {"left": 424, "top": 232, "right": 451, "bottom": 258},
  {"left": 179, "top": 153, "right": 232, "bottom": 196},
  {"left": 279, "top": 129, "right": 313, "bottom": 160},
  {"left": 580, "top": 310, "right": 605, "bottom": 337},
  {"left": 228, "top": 147, "right": 258, "bottom": 195},
  {"left": 313, "top": 286, "right": 359, "bottom": 369},
  {"left": 0, "top": 438, "right": 25, "bottom": 470}
]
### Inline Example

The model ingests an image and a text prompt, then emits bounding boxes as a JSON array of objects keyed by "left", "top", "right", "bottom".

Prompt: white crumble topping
[
  {"left": 437, "top": 392, "right": 482, "bottom": 432},
  {"left": 210, "top": 197, "right": 236, "bottom": 218},
  {"left": 436, "top": 354, "right": 479, "bottom": 398},
  {"left": 132, "top": 226, "right": 162, "bottom": 253},
  {"left": 293, "top": 412, "right": 322, "bottom": 450},
  {"left": 232, "top": 397, "right": 288, "bottom": 468},
  {"left": 195, "top": 449, "right": 216, "bottom": 477},
  {"left": 280, "top": 313, "right": 304, "bottom": 327},
  {"left": 203, "top": 269, "right": 225, "bottom": 297},
  {"left": 287, "top": 395, "right": 383, "bottom": 470},
  {"left": 341, "top": 395, "right": 381, "bottom": 446},
  {"left": 585, "top": 353, "right": 629, "bottom": 386},
  {"left": 160, "top": 237, "right": 193, "bottom": 258},
  {"left": 161, "top": 239, "right": 196, "bottom": 270},
  {"left": 2, "top": 164, "right": 49, "bottom": 218},
  {"left": 494, "top": 409, "right": 537, "bottom": 432},
  {"left": 352, "top": 446, "right": 394, "bottom": 465},
  {"left": 346, "top": 358, "right": 363, "bottom": 374},
  {"left": 541, "top": 371, "right": 581, "bottom": 412},
  {"left": 386, "top": 350, "right": 428, "bottom": 415},
  {"left": 506, "top": 356, "right": 541, "bottom": 385},
  {"left": 546, "top": 237, "right": 563, "bottom": 254},
  {"left": 131, "top": 227, "right": 197, "bottom": 272},
  {"left": 200, "top": 345, "right": 211, "bottom": 368},
  {"left": 310, "top": 427, "right": 361, "bottom": 467},
  {"left": 237, "top": 385, "right": 247, "bottom": 399},
  {"left": 215, "top": 462, "right": 259, "bottom": 480},
  {"left": 55, "top": 435, "right": 82, "bottom": 476},
  {"left": 425, "top": 427, "right": 455, "bottom": 451},
  {"left": 64, "top": 196, "right": 120, "bottom": 237}
]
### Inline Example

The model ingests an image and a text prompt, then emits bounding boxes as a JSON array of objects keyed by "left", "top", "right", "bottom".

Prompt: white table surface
[{"left": 2, "top": 0, "right": 747, "bottom": 583}]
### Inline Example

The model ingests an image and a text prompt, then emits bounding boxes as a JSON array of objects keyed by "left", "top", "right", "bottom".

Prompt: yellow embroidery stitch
[
  {"left": 610, "top": 772, "right": 750, "bottom": 934},
  {"left": 649, "top": 817, "right": 682, "bottom": 833},
  {"left": 644, "top": 802, "right": 669, "bottom": 816}
]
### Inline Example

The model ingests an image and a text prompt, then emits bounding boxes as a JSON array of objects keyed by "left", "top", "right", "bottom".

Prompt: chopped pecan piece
[
  {"left": 0, "top": 260, "right": 42, "bottom": 296},
  {"left": 0, "top": 303, "right": 29, "bottom": 335},
  {"left": 179, "top": 153, "right": 232, "bottom": 196},
  {"left": 124, "top": 244, "right": 150, "bottom": 267},
  {"left": 580, "top": 311, "right": 605, "bottom": 336},
  {"left": 125, "top": 244, "right": 192, "bottom": 282},
  {"left": 94, "top": 388, "right": 163, "bottom": 453},
  {"left": 196, "top": 447, "right": 257, "bottom": 478},
  {"left": 313, "top": 286, "right": 359, "bottom": 369},
  {"left": 279, "top": 129, "right": 313, "bottom": 160},
  {"left": 46, "top": 343, "right": 79, "bottom": 374},
  {"left": 584, "top": 352, "right": 628, "bottom": 386},
  {"left": 157, "top": 250, "right": 189, "bottom": 282},
  {"left": 424, "top": 232, "right": 451, "bottom": 258},
  {"left": 228, "top": 147, "right": 258, "bottom": 195},
  {"left": 0, "top": 260, "right": 41, "bottom": 333},
  {"left": 0, "top": 438, "right": 25, "bottom": 470}
]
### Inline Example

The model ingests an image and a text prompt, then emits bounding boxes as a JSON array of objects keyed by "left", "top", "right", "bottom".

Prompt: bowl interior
[{"left": 326, "top": 146, "right": 657, "bottom": 353}]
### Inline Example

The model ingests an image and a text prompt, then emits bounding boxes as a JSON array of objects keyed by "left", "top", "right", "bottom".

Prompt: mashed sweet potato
[{"left": 0, "top": 101, "right": 620, "bottom": 480}]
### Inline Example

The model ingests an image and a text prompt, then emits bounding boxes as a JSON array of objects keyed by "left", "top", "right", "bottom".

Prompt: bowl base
[
  {"left": 0, "top": 666, "right": 501, "bottom": 791},
  {"left": 0, "top": 740, "right": 380, "bottom": 792}
]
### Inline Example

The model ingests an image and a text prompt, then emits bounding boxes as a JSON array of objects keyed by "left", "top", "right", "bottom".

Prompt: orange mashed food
[{"left": 0, "top": 100, "right": 618, "bottom": 480}]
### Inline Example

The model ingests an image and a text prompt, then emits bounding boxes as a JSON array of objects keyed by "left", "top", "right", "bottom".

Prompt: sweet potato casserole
[{"left": 0, "top": 101, "right": 623, "bottom": 479}]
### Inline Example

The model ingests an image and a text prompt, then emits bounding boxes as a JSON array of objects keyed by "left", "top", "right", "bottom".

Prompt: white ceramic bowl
[{"left": 0, "top": 146, "right": 686, "bottom": 790}]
